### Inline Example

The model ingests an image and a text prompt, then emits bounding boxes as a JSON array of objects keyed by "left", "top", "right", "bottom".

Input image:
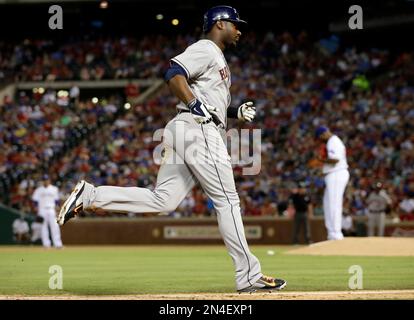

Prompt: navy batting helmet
[{"left": 203, "top": 5, "right": 247, "bottom": 33}]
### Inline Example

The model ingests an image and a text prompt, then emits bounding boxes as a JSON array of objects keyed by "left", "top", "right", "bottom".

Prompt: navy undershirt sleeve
[{"left": 164, "top": 61, "right": 188, "bottom": 82}]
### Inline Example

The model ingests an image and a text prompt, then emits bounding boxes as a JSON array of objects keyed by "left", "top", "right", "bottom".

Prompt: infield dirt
[
  {"left": 2, "top": 289, "right": 414, "bottom": 300},
  {"left": 286, "top": 237, "right": 414, "bottom": 256}
]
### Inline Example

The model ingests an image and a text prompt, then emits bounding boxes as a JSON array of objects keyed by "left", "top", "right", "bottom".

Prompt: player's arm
[
  {"left": 166, "top": 44, "right": 217, "bottom": 123},
  {"left": 227, "top": 102, "right": 256, "bottom": 122},
  {"left": 315, "top": 151, "right": 339, "bottom": 164},
  {"left": 32, "top": 191, "right": 39, "bottom": 210},
  {"left": 165, "top": 62, "right": 216, "bottom": 124},
  {"left": 166, "top": 73, "right": 195, "bottom": 105},
  {"left": 316, "top": 145, "right": 339, "bottom": 164},
  {"left": 380, "top": 190, "right": 393, "bottom": 205},
  {"left": 318, "top": 158, "right": 339, "bottom": 164}
]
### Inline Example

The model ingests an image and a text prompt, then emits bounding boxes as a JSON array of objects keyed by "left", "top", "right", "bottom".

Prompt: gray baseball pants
[
  {"left": 367, "top": 212, "right": 386, "bottom": 236},
  {"left": 80, "top": 112, "right": 262, "bottom": 290}
]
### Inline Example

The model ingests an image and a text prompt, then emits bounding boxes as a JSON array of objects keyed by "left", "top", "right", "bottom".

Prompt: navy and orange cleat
[
  {"left": 57, "top": 180, "right": 86, "bottom": 226},
  {"left": 238, "top": 275, "right": 287, "bottom": 293}
]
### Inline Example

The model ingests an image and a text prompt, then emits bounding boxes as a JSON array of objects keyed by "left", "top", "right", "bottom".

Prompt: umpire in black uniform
[{"left": 290, "top": 181, "right": 313, "bottom": 244}]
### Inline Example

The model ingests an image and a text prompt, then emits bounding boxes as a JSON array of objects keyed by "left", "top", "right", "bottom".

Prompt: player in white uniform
[
  {"left": 32, "top": 175, "right": 63, "bottom": 248},
  {"left": 57, "top": 5, "right": 286, "bottom": 293},
  {"left": 315, "top": 126, "right": 350, "bottom": 240}
]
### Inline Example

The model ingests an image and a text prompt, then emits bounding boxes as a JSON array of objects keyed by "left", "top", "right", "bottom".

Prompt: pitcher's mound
[{"left": 287, "top": 237, "right": 414, "bottom": 256}]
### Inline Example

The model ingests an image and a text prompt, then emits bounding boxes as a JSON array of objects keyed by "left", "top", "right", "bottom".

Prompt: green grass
[{"left": 0, "top": 245, "right": 413, "bottom": 295}]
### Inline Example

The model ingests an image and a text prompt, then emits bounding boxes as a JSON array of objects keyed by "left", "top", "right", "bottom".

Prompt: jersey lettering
[{"left": 219, "top": 66, "right": 230, "bottom": 80}]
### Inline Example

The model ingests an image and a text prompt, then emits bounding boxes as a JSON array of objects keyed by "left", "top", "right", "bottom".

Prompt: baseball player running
[
  {"left": 315, "top": 126, "right": 350, "bottom": 240},
  {"left": 57, "top": 5, "right": 286, "bottom": 293}
]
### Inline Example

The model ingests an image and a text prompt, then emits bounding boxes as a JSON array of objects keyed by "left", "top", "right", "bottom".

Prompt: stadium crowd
[
  {"left": 1, "top": 31, "right": 414, "bottom": 222},
  {"left": 0, "top": 35, "right": 194, "bottom": 84},
  {"left": 0, "top": 90, "right": 121, "bottom": 207}
]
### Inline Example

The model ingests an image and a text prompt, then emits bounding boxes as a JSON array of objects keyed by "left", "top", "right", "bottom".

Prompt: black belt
[
  {"left": 369, "top": 210, "right": 385, "bottom": 213},
  {"left": 178, "top": 109, "right": 223, "bottom": 128}
]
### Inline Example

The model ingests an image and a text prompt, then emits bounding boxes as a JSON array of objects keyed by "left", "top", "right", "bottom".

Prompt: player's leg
[
  {"left": 339, "top": 171, "right": 350, "bottom": 238},
  {"left": 40, "top": 212, "right": 51, "bottom": 248},
  {"left": 373, "top": 214, "right": 380, "bottom": 236},
  {"left": 175, "top": 119, "right": 272, "bottom": 291},
  {"left": 48, "top": 210, "right": 63, "bottom": 247},
  {"left": 325, "top": 172, "right": 345, "bottom": 240},
  {"left": 378, "top": 212, "right": 385, "bottom": 237},
  {"left": 323, "top": 177, "right": 334, "bottom": 240},
  {"left": 206, "top": 124, "right": 286, "bottom": 291},
  {"left": 303, "top": 215, "right": 311, "bottom": 243},
  {"left": 297, "top": 214, "right": 305, "bottom": 243},
  {"left": 82, "top": 152, "right": 196, "bottom": 214},
  {"left": 292, "top": 214, "right": 300, "bottom": 244},
  {"left": 85, "top": 145, "right": 196, "bottom": 213},
  {"left": 330, "top": 170, "right": 349, "bottom": 240},
  {"left": 328, "top": 174, "right": 343, "bottom": 240},
  {"left": 367, "top": 213, "right": 375, "bottom": 236},
  {"left": 58, "top": 120, "right": 198, "bottom": 224}
]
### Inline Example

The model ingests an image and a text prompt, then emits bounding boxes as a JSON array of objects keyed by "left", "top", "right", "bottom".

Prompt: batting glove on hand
[
  {"left": 188, "top": 98, "right": 217, "bottom": 124},
  {"left": 238, "top": 101, "right": 256, "bottom": 122}
]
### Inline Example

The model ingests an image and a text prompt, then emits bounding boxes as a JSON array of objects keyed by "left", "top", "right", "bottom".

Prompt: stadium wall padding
[
  {"left": 59, "top": 217, "right": 328, "bottom": 245},
  {"left": 59, "top": 217, "right": 414, "bottom": 245}
]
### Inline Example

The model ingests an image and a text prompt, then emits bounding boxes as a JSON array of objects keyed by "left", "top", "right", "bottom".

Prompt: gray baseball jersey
[
  {"left": 367, "top": 191, "right": 392, "bottom": 213},
  {"left": 79, "top": 39, "right": 263, "bottom": 291},
  {"left": 172, "top": 39, "right": 231, "bottom": 126}
]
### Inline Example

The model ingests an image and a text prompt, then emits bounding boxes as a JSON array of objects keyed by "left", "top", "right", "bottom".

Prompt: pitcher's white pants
[
  {"left": 323, "top": 170, "right": 349, "bottom": 240},
  {"left": 39, "top": 208, "right": 63, "bottom": 248}
]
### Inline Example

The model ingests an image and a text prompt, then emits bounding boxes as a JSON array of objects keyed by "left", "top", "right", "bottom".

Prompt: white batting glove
[
  {"left": 237, "top": 101, "right": 256, "bottom": 122},
  {"left": 188, "top": 98, "right": 217, "bottom": 124}
]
